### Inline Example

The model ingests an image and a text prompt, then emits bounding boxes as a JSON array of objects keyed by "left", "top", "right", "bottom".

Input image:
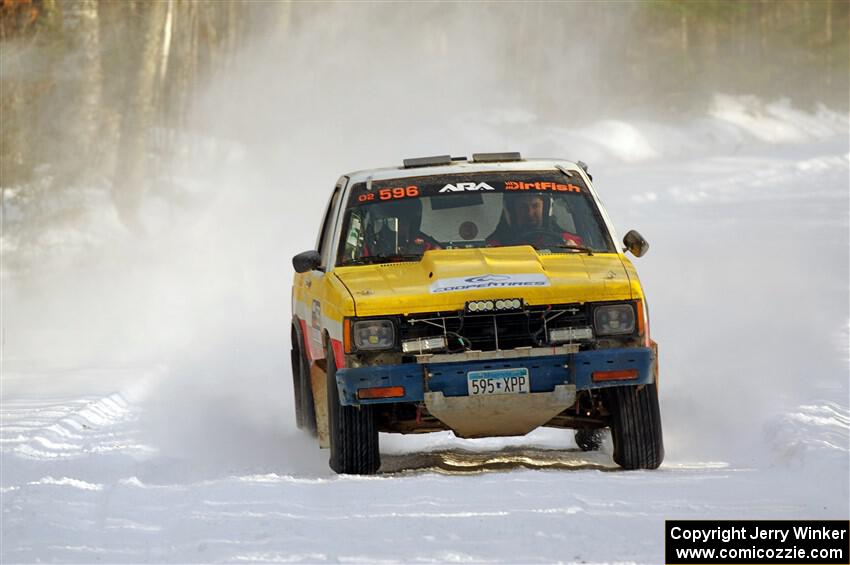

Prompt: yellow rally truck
[{"left": 291, "top": 153, "right": 663, "bottom": 474}]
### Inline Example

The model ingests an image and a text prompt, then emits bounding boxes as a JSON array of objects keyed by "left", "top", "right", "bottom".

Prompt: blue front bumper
[{"left": 336, "top": 347, "right": 655, "bottom": 406}]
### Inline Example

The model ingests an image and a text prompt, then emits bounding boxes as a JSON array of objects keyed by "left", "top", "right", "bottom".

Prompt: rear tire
[
  {"left": 326, "top": 343, "right": 380, "bottom": 475},
  {"left": 291, "top": 325, "right": 316, "bottom": 435},
  {"left": 291, "top": 327, "right": 305, "bottom": 429},
  {"left": 607, "top": 384, "right": 664, "bottom": 470},
  {"left": 299, "top": 345, "right": 317, "bottom": 435},
  {"left": 574, "top": 428, "right": 604, "bottom": 452}
]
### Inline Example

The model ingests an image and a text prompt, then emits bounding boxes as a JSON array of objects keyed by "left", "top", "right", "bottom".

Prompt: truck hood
[{"left": 334, "top": 246, "right": 634, "bottom": 317}]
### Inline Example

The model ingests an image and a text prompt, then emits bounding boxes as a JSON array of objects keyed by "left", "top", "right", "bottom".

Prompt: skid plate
[{"left": 424, "top": 385, "right": 576, "bottom": 438}]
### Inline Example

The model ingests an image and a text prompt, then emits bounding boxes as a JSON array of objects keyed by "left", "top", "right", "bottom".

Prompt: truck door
[{"left": 303, "top": 177, "right": 346, "bottom": 362}]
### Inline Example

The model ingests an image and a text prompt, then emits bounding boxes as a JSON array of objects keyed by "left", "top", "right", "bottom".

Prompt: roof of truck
[{"left": 344, "top": 156, "right": 590, "bottom": 185}]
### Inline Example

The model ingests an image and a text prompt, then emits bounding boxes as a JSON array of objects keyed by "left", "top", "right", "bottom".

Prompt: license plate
[{"left": 467, "top": 368, "right": 530, "bottom": 396}]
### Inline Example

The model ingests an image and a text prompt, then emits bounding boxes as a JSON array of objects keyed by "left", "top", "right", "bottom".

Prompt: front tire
[
  {"left": 607, "top": 384, "right": 664, "bottom": 470},
  {"left": 326, "top": 343, "right": 380, "bottom": 475}
]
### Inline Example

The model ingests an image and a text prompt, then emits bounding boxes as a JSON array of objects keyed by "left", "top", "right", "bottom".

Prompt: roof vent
[
  {"left": 403, "top": 155, "right": 453, "bottom": 168},
  {"left": 471, "top": 152, "right": 522, "bottom": 163}
]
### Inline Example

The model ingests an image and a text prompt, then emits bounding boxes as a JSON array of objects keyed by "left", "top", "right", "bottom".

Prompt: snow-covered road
[
  {"left": 3, "top": 368, "right": 845, "bottom": 563},
  {"left": 2, "top": 366, "right": 846, "bottom": 563},
  {"left": 2, "top": 99, "right": 848, "bottom": 563}
]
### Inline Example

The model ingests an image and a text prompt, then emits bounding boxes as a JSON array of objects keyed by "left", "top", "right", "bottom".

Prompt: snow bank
[
  {"left": 487, "top": 95, "right": 849, "bottom": 165},
  {"left": 765, "top": 402, "right": 850, "bottom": 468},
  {"left": 710, "top": 95, "right": 849, "bottom": 143}
]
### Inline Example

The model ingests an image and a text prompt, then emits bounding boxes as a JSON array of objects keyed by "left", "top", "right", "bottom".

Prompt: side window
[
  {"left": 341, "top": 208, "right": 365, "bottom": 262},
  {"left": 317, "top": 180, "right": 345, "bottom": 268}
]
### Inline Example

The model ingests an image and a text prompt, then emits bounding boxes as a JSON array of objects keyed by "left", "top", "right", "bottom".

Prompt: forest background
[{"left": 2, "top": 0, "right": 848, "bottom": 268}]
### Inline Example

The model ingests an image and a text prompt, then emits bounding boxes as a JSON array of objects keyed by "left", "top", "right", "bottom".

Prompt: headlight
[
  {"left": 593, "top": 304, "right": 635, "bottom": 336},
  {"left": 352, "top": 320, "right": 395, "bottom": 350}
]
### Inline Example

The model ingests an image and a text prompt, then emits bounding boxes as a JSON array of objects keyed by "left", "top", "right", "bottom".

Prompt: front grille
[{"left": 400, "top": 303, "right": 590, "bottom": 352}]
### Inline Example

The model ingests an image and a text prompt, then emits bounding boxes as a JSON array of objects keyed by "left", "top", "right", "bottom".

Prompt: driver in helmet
[
  {"left": 486, "top": 192, "right": 584, "bottom": 248},
  {"left": 366, "top": 198, "right": 441, "bottom": 257}
]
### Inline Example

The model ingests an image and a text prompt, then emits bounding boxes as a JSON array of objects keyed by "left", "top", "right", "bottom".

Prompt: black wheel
[
  {"left": 290, "top": 328, "right": 305, "bottom": 429},
  {"left": 326, "top": 343, "right": 380, "bottom": 475},
  {"left": 607, "top": 384, "right": 664, "bottom": 470},
  {"left": 291, "top": 325, "right": 316, "bottom": 435},
  {"left": 574, "top": 428, "right": 604, "bottom": 452}
]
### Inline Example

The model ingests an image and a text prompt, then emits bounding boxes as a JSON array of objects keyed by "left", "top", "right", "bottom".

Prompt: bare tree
[
  {"left": 60, "top": 0, "right": 103, "bottom": 182},
  {"left": 112, "top": 0, "right": 167, "bottom": 230}
]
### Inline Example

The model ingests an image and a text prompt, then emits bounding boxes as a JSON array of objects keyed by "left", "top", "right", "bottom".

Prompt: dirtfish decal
[{"left": 430, "top": 273, "right": 550, "bottom": 293}]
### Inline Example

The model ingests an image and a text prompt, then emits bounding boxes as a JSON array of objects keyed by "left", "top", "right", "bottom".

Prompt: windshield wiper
[
  {"left": 341, "top": 254, "right": 423, "bottom": 266},
  {"left": 536, "top": 244, "right": 595, "bottom": 255}
]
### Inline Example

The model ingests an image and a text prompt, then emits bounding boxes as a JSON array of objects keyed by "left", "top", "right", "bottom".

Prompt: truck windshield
[{"left": 336, "top": 170, "right": 616, "bottom": 266}]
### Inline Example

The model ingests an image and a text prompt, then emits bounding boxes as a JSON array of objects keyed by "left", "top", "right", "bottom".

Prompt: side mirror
[
  {"left": 623, "top": 230, "right": 649, "bottom": 257},
  {"left": 293, "top": 250, "right": 322, "bottom": 273}
]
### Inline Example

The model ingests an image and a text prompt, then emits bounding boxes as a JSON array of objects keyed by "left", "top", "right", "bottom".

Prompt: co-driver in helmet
[{"left": 365, "top": 198, "right": 441, "bottom": 257}]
